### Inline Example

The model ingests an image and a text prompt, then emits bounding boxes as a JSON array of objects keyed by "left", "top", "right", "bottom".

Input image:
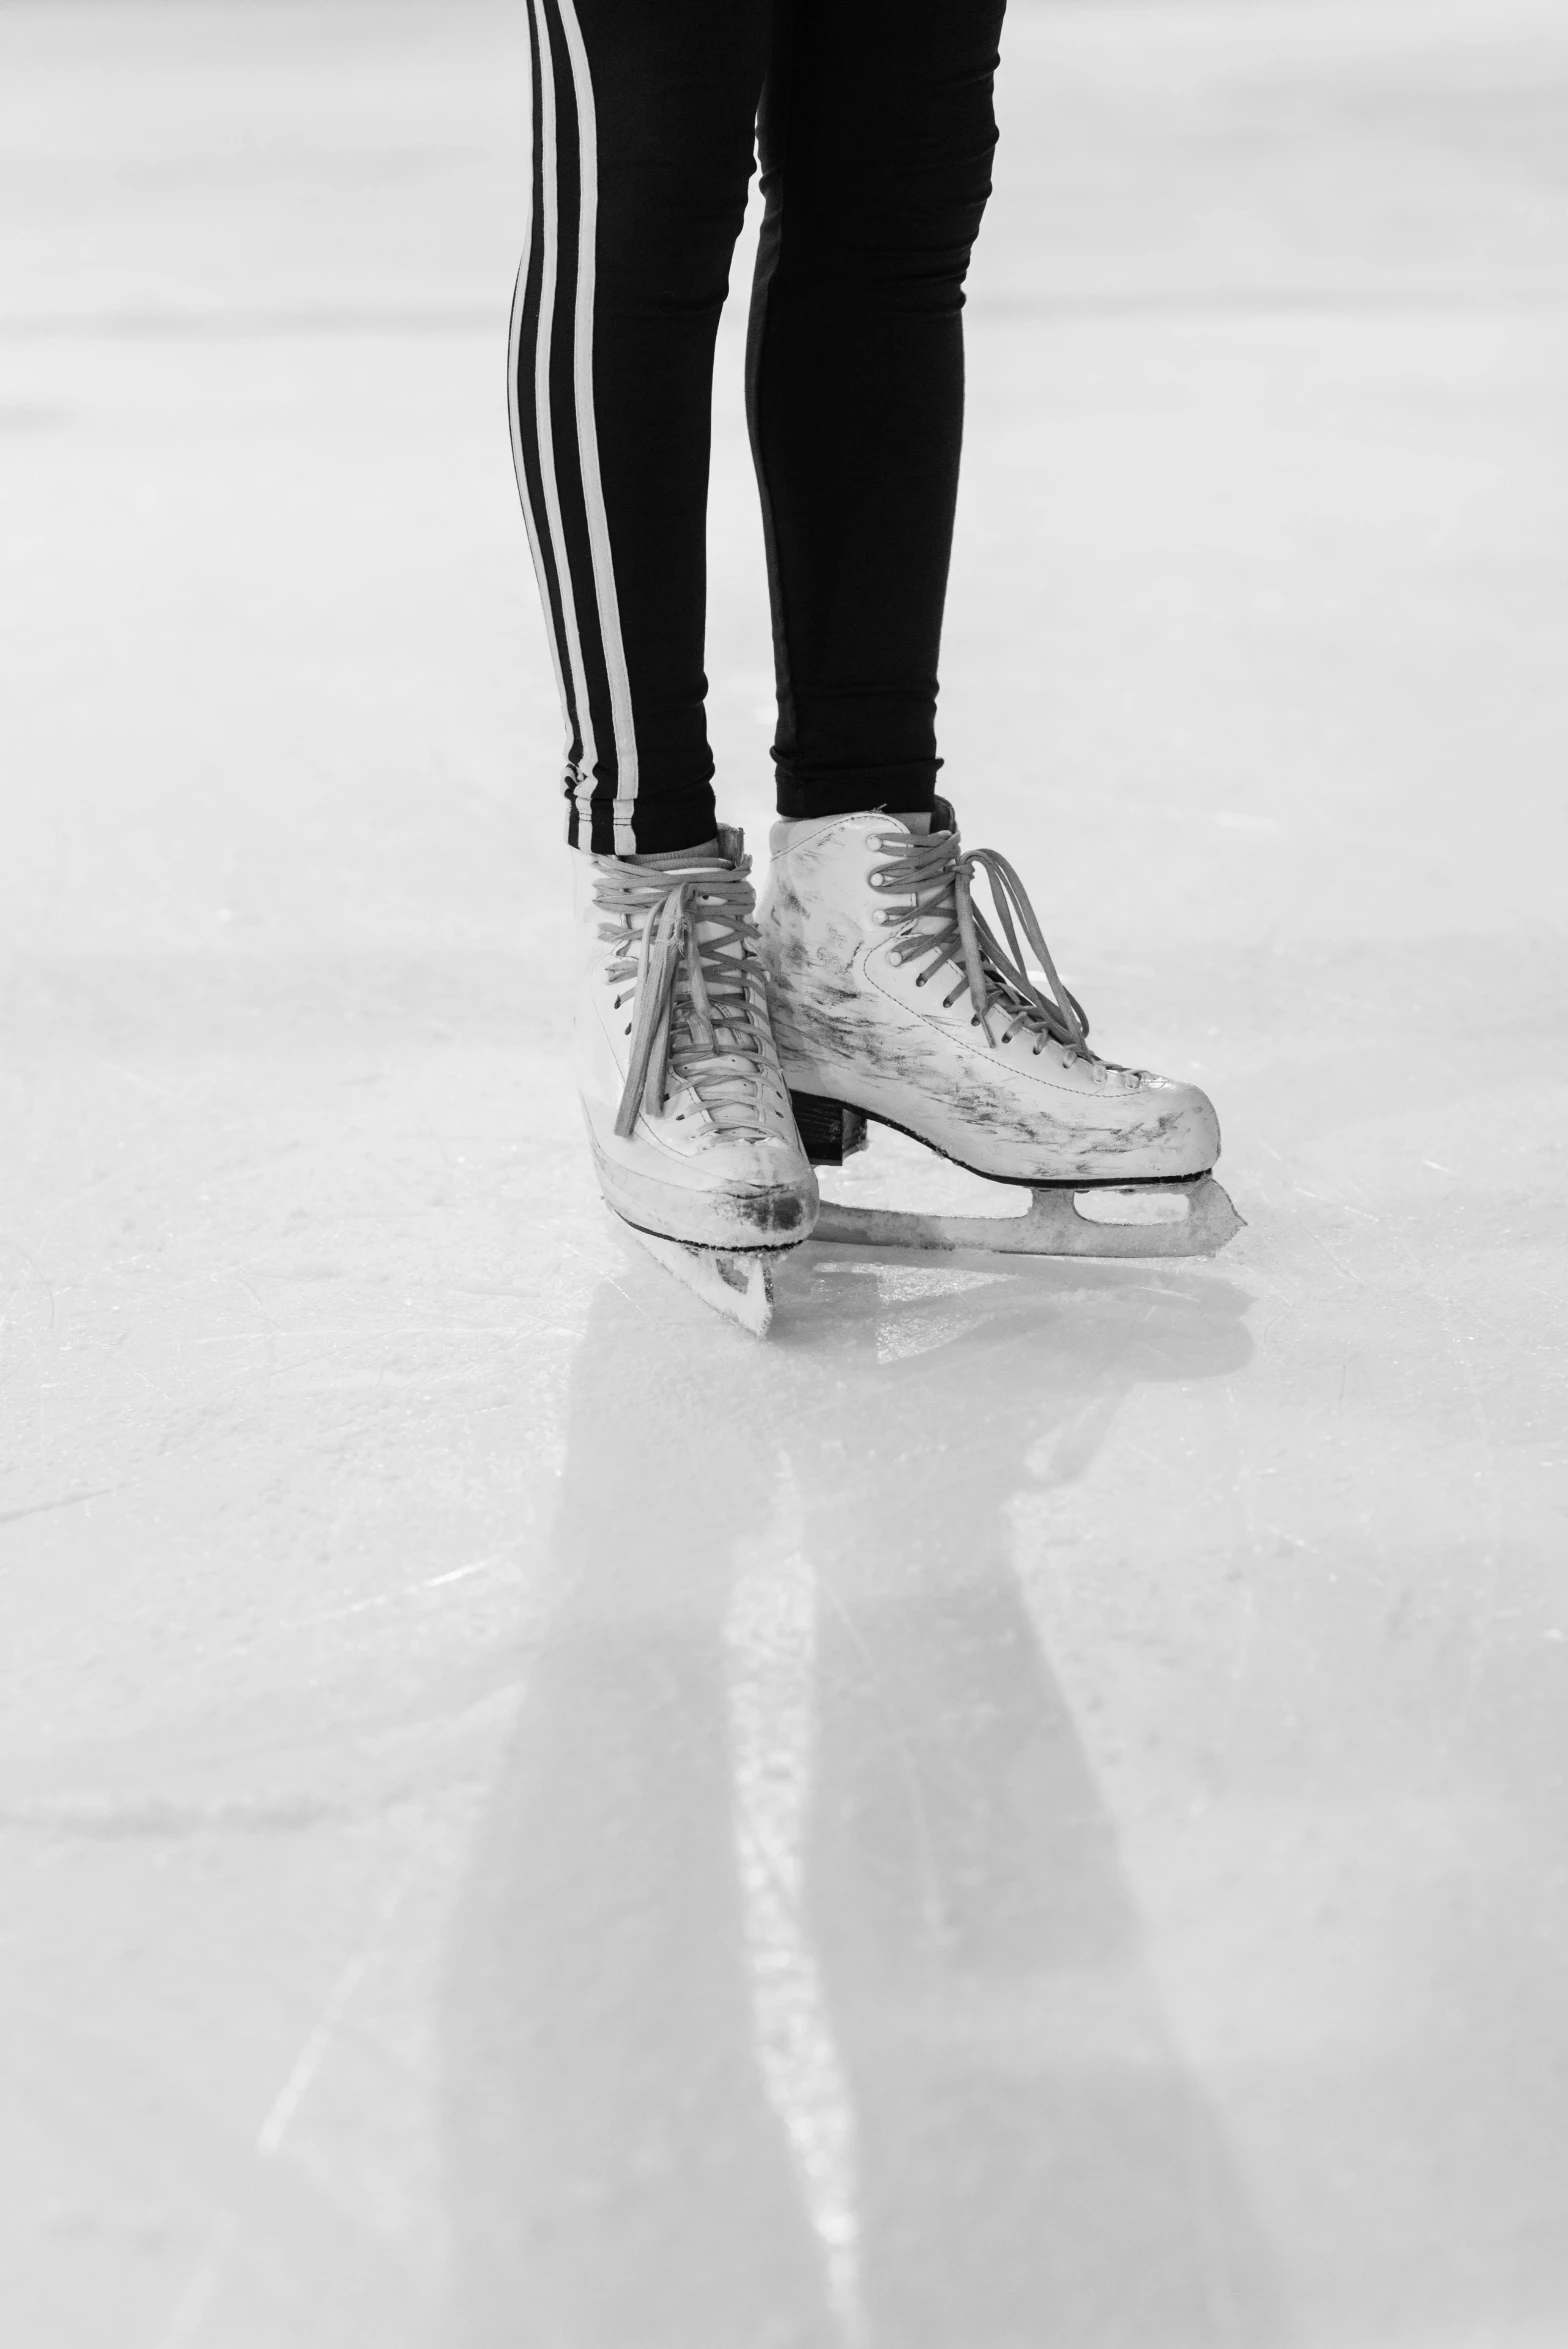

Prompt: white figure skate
[
  {"left": 574, "top": 827, "right": 818, "bottom": 1332},
  {"left": 757, "top": 803, "right": 1241, "bottom": 1260}
]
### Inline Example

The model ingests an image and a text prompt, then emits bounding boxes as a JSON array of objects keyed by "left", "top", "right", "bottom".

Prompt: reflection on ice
[
  {"left": 726, "top": 1485, "right": 863, "bottom": 2343},
  {"left": 442, "top": 1254, "right": 1277, "bottom": 2346}
]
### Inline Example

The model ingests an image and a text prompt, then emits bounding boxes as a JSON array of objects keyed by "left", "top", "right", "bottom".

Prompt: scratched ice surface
[{"left": 2, "top": 2, "right": 1567, "bottom": 2344}]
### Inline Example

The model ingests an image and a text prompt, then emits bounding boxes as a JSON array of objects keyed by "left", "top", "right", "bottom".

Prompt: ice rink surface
[{"left": 3, "top": 0, "right": 1567, "bottom": 2341}]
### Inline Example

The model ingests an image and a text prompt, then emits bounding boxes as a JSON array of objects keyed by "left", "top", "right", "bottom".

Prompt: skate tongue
[
  {"left": 603, "top": 855, "right": 774, "bottom": 1143},
  {"left": 635, "top": 836, "right": 725, "bottom": 870},
  {"left": 900, "top": 798, "right": 957, "bottom": 838}
]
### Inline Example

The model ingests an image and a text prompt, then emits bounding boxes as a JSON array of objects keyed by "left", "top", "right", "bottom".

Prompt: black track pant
[{"left": 509, "top": 0, "right": 1006, "bottom": 855}]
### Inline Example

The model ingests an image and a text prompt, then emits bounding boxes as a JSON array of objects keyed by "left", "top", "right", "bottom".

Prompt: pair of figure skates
[{"left": 577, "top": 801, "right": 1241, "bottom": 1334}]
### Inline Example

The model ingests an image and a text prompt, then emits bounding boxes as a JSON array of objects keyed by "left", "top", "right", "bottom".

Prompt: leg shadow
[
  {"left": 440, "top": 1280, "right": 836, "bottom": 2349},
  {"left": 441, "top": 1244, "right": 1287, "bottom": 2347}
]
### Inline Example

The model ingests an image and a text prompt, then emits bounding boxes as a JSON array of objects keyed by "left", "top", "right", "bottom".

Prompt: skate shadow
[{"left": 441, "top": 1248, "right": 1288, "bottom": 2348}]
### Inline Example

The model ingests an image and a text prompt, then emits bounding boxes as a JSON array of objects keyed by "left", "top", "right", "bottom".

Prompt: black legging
[{"left": 509, "top": 0, "right": 1007, "bottom": 855}]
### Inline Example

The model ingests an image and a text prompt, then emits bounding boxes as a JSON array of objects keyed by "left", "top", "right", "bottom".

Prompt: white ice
[{"left": 2, "top": 2, "right": 1567, "bottom": 2343}]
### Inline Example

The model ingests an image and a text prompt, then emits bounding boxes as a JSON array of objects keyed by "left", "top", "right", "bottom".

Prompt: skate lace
[
  {"left": 595, "top": 858, "right": 775, "bottom": 1141},
  {"left": 873, "top": 831, "right": 1091, "bottom": 1057}
]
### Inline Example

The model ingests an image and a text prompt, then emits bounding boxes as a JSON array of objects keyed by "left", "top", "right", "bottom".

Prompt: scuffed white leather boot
[
  {"left": 757, "top": 802, "right": 1221, "bottom": 1186},
  {"left": 574, "top": 827, "right": 818, "bottom": 1256}
]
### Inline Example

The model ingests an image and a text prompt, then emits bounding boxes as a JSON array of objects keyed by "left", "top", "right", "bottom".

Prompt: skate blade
[
  {"left": 813, "top": 1173, "right": 1243, "bottom": 1261},
  {"left": 621, "top": 1223, "right": 779, "bottom": 1334}
]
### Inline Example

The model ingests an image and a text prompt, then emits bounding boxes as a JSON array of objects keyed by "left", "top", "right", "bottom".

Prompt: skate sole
[
  {"left": 790, "top": 1092, "right": 1242, "bottom": 1259},
  {"left": 614, "top": 1214, "right": 785, "bottom": 1336}
]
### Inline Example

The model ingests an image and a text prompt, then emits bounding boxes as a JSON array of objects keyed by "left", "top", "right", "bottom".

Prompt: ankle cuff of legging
[
  {"left": 567, "top": 787, "right": 720, "bottom": 858},
  {"left": 775, "top": 767, "right": 939, "bottom": 822}
]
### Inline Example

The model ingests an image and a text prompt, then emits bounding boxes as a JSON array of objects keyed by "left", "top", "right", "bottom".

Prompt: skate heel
[{"left": 789, "top": 1091, "right": 869, "bottom": 1168}]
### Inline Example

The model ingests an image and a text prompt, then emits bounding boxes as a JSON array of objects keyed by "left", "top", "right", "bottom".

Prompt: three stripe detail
[{"left": 508, "top": 0, "right": 639, "bottom": 855}]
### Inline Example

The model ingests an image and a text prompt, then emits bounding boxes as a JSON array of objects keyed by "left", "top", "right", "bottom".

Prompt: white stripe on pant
[{"left": 508, "top": 0, "right": 640, "bottom": 856}]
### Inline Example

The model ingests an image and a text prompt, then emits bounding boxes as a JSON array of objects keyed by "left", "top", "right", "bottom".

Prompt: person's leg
[
  {"left": 747, "top": 0, "right": 1007, "bottom": 822},
  {"left": 510, "top": 0, "right": 769, "bottom": 855},
  {"left": 516, "top": 0, "right": 818, "bottom": 1301},
  {"left": 747, "top": 0, "right": 1224, "bottom": 1204}
]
